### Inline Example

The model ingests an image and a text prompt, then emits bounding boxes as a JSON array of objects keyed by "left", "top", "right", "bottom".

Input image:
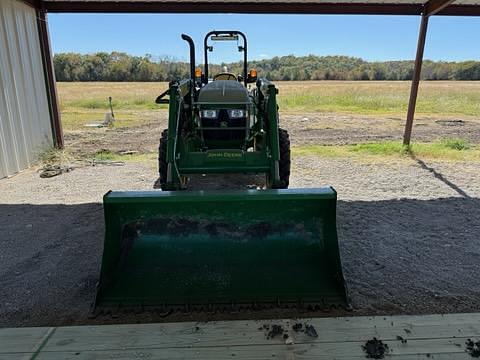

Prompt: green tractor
[
  {"left": 94, "top": 31, "right": 347, "bottom": 312},
  {"left": 156, "top": 31, "right": 290, "bottom": 190}
]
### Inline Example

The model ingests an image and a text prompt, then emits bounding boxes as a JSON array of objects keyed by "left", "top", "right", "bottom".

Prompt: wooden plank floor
[{"left": 1, "top": 313, "right": 479, "bottom": 359}]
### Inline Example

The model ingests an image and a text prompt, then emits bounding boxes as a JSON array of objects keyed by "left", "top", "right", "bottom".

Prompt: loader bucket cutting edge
[{"left": 95, "top": 188, "right": 347, "bottom": 309}]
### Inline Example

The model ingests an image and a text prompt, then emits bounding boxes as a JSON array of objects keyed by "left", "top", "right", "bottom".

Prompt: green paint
[
  {"left": 94, "top": 33, "right": 345, "bottom": 310},
  {"left": 96, "top": 188, "right": 347, "bottom": 308},
  {"left": 160, "top": 76, "right": 284, "bottom": 190}
]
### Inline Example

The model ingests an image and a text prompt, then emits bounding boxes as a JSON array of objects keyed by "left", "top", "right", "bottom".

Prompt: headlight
[
  {"left": 228, "top": 109, "right": 245, "bottom": 118},
  {"left": 201, "top": 110, "right": 218, "bottom": 119}
]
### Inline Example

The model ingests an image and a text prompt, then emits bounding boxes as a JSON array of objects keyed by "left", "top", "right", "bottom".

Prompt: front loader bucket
[{"left": 95, "top": 188, "right": 347, "bottom": 310}]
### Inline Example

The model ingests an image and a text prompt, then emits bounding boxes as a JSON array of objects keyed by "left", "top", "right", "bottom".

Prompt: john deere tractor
[
  {"left": 156, "top": 31, "right": 290, "bottom": 190},
  {"left": 94, "top": 31, "right": 347, "bottom": 312}
]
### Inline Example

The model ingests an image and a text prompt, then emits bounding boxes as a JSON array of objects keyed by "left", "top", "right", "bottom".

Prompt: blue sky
[{"left": 48, "top": 14, "right": 480, "bottom": 62}]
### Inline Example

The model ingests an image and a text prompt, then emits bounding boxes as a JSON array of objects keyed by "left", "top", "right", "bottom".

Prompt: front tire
[
  {"left": 278, "top": 128, "right": 291, "bottom": 188},
  {"left": 267, "top": 128, "right": 291, "bottom": 189},
  {"left": 158, "top": 129, "right": 168, "bottom": 190}
]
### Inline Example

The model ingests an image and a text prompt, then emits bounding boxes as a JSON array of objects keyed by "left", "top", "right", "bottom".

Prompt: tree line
[{"left": 53, "top": 52, "right": 480, "bottom": 81}]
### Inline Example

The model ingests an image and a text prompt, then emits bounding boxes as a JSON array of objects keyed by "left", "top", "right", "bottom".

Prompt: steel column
[
  {"left": 403, "top": 0, "right": 455, "bottom": 146},
  {"left": 37, "top": 8, "right": 64, "bottom": 148},
  {"left": 403, "top": 14, "right": 429, "bottom": 146}
]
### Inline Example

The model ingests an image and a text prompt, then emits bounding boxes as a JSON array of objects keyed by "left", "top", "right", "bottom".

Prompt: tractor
[
  {"left": 94, "top": 31, "right": 347, "bottom": 312},
  {"left": 156, "top": 31, "right": 290, "bottom": 190}
]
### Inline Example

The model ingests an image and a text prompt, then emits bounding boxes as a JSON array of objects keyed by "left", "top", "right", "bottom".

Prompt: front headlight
[
  {"left": 228, "top": 109, "right": 245, "bottom": 118},
  {"left": 201, "top": 110, "right": 218, "bottom": 119}
]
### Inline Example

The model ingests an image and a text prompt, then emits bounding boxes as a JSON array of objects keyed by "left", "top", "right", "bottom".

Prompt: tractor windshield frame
[{"left": 203, "top": 30, "right": 248, "bottom": 87}]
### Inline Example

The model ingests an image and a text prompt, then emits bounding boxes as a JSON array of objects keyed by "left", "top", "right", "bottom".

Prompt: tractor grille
[{"left": 201, "top": 109, "right": 246, "bottom": 143}]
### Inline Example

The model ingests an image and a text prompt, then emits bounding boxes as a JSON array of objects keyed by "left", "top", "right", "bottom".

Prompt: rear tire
[
  {"left": 158, "top": 129, "right": 168, "bottom": 190},
  {"left": 278, "top": 128, "right": 291, "bottom": 188}
]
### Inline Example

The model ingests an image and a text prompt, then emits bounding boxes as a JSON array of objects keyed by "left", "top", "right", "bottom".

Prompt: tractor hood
[{"left": 198, "top": 80, "right": 249, "bottom": 104}]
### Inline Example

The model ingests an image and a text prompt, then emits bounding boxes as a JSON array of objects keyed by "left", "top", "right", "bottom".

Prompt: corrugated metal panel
[{"left": 0, "top": 0, "right": 53, "bottom": 179}]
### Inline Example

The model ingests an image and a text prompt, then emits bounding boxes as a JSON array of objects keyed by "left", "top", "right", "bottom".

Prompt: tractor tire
[
  {"left": 277, "top": 128, "right": 291, "bottom": 189},
  {"left": 158, "top": 129, "right": 168, "bottom": 190}
]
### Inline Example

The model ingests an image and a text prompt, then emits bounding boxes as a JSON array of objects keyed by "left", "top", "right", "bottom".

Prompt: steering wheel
[{"left": 213, "top": 72, "right": 238, "bottom": 81}]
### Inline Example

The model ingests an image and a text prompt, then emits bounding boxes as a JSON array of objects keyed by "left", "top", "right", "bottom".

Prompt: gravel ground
[{"left": 1, "top": 155, "right": 479, "bottom": 327}]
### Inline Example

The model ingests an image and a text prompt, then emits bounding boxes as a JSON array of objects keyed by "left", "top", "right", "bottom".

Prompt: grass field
[
  {"left": 278, "top": 81, "right": 480, "bottom": 116},
  {"left": 57, "top": 81, "right": 480, "bottom": 131},
  {"left": 56, "top": 81, "right": 480, "bottom": 162},
  {"left": 58, "top": 82, "right": 166, "bottom": 130},
  {"left": 293, "top": 139, "right": 480, "bottom": 162}
]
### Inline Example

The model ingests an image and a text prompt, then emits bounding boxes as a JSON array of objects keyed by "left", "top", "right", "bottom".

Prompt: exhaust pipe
[{"left": 181, "top": 34, "right": 195, "bottom": 81}]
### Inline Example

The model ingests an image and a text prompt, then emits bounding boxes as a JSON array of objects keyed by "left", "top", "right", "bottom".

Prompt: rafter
[{"left": 424, "top": 0, "right": 455, "bottom": 17}]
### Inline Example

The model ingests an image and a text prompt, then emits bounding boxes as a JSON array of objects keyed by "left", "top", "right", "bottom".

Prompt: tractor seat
[{"left": 213, "top": 72, "right": 237, "bottom": 81}]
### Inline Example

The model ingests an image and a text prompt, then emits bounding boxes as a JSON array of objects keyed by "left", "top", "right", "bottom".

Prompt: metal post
[
  {"left": 37, "top": 8, "right": 64, "bottom": 148},
  {"left": 403, "top": 15, "right": 428, "bottom": 146}
]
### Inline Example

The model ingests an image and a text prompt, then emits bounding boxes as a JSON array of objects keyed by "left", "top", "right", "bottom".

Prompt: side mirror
[{"left": 237, "top": 75, "right": 244, "bottom": 83}]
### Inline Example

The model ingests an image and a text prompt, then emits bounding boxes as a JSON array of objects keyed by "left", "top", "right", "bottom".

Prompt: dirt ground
[
  {"left": 64, "top": 110, "right": 480, "bottom": 155},
  {"left": 1, "top": 146, "right": 479, "bottom": 327}
]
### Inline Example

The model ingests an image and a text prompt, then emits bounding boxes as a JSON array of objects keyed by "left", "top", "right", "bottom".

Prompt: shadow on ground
[
  {"left": 1, "top": 196, "right": 479, "bottom": 327},
  {"left": 412, "top": 155, "right": 471, "bottom": 198}
]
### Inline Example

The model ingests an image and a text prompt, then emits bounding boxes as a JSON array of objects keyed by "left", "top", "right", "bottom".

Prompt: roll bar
[{"left": 203, "top": 30, "right": 248, "bottom": 87}]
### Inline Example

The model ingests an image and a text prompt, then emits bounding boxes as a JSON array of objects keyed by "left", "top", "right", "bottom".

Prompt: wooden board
[
  {"left": 1, "top": 314, "right": 479, "bottom": 359},
  {"left": 0, "top": 327, "right": 53, "bottom": 359}
]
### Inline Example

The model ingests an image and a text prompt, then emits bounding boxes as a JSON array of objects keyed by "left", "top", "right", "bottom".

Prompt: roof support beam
[
  {"left": 19, "top": 0, "right": 41, "bottom": 9},
  {"left": 37, "top": 8, "right": 64, "bottom": 148},
  {"left": 424, "top": 0, "right": 455, "bottom": 17},
  {"left": 44, "top": 2, "right": 424, "bottom": 14},
  {"left": 403, "top": 14, "right": 428, "bottom": 146},
  {"left": 41, "top": 1, "right": 480, "bottom": 16},
  {"left": 438, "top": 4, "right": 480, "bottom": 16}
]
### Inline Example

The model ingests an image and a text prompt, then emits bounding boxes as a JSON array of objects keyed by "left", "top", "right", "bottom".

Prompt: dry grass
[
  {"left": 58, "top": 82, "right": 169, "bottom": 130},
  {"left": 58, "top": 82, "right": 168, "bottom": 107},
  {"left": 57, "top": 81, "right": 480, "bottom": 131},
  {"left": 277, "top": 81, "right": 480, "bottom": 116}
]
